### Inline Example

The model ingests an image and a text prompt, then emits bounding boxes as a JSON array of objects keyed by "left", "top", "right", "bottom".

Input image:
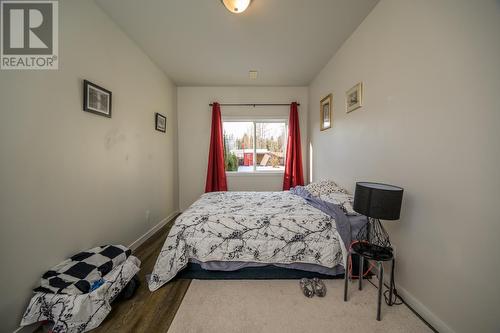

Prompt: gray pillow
[{"left": 320, "top": 192, "right": 359, "bottom": 216}]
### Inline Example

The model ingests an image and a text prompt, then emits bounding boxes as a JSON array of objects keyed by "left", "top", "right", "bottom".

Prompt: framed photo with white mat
[
  {"left": 83, "top": 80, "right": 112, "bottom": 118},
  {"left": 346, "top": 82, "right": 363, "bottom": 113},
  {"left": 155, "top": 113, "right": 166, "bottom": 133}
]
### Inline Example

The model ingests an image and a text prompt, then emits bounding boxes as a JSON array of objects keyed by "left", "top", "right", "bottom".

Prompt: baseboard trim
[
  {"left": 393, "top": 283, "right": 455, "bottom": 333},
  {"left": 129, "top": 211, "right": 180, "bottom": 251}
]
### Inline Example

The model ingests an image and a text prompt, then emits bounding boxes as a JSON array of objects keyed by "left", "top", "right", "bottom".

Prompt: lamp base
[
  {"left": 351, "top": 242, "right": 393, "bottom": 261},
  {"left": 354, "top": 217, "right": 393, "bottom": 260}
]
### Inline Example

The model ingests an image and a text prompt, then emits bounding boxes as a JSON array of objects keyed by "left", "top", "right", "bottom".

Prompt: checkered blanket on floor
[
  {"left": 35, "top": 245, "right": 131, "bottom": 295},
  {"left": 22, "top": 254, "right": 141, "bottom": 333}
]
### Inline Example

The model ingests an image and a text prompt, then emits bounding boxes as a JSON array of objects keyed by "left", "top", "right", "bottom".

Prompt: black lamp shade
[{"left": 353, "top": 182, "right": 404, "bottom": 220}]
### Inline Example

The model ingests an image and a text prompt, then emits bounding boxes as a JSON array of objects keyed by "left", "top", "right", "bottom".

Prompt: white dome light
[{"left": 221, "top": 0, "right": 252, "bottom": 14}]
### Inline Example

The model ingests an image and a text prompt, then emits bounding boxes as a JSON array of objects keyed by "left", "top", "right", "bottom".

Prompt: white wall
[
  {"left": 0, "top": 1, "right": 178, "bottom": 331},
  {"left": 308, "top": 0, "right": 500, "bottom": 332},
  {"left": 178, "top": 87, "right": 308, "bottom": 211}
]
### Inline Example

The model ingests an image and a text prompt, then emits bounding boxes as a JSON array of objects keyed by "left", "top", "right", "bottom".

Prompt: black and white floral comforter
[{"left": 148, "top": 191, "right": 346, "bottom": 291}]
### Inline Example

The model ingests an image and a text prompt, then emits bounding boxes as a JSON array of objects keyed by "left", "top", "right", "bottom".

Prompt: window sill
[{"left": 226, "top": 171, "right": 284, "bottom": 177}]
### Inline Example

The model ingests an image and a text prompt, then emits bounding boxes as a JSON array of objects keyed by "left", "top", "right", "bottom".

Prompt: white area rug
[{"left": 168, "top": 279, "right": 432, "bottom": 333}]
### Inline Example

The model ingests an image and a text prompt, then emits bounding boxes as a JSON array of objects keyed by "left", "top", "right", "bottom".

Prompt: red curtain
[
  {"left": 205, "top": 102, "right": 228, "bottom": 192},
  {"left": 283, "top": 102, "right": 304, "bottom": 190}
]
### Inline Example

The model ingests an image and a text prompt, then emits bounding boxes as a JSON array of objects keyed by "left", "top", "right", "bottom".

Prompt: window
[{"left": 223, "top": 120, "right": 287, "bottom": 173}]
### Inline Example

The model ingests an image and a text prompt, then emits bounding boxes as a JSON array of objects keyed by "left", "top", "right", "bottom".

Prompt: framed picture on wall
[
  {"left": 83, "top": 80, "right": 112, "bottom": 118},
  {"left": 320, "top": 94, "right": 332, "bottom": 131},
  {"left": 155, "top": 113, "right": 166, "bottom": 132},
  {"left": 346, "top": 82, "right": 363, "bottom": 113}
]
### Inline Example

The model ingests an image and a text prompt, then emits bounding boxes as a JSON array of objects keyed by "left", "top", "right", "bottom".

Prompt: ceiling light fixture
[{"left": 221, "top": 0, "right": 252, "bottom": 14}]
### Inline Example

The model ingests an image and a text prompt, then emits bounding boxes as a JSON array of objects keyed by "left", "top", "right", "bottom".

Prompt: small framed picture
[
  {"left": 155, "top": 113, "right": 166, "bottom": 133},
  {"left": 83, "top": 80, "right": 112, "bottom": 118},
  {"left": 346, "top": 82, "right": 363, "bottom": 113},
  {"left": 320, "top": 94, "right": 333, "bottom": 131}
]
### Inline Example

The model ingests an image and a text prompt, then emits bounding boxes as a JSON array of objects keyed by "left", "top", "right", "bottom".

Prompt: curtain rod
[{"left": 209, "top": 103, "right": 300, "bottom": 107}]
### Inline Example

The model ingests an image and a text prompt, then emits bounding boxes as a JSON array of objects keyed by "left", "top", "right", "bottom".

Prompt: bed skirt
[{"left": 175, "top": 256, "right": 366, "bottom": 280}]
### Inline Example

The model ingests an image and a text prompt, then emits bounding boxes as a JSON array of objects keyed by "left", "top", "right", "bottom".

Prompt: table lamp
[{"left": 352, "top": 182, "right": 404, "bottom": 260}]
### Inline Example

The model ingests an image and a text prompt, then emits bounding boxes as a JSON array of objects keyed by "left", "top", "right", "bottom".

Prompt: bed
[{"left": 148, "top": 182, "right": 366, "bottom": 291}]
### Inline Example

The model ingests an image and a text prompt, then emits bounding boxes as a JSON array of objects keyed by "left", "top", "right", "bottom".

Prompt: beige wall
[
  {"left": 0, "top": 1, "right": 178, "bottom": 331},
  {"left": 308, "top": 0, "right": 500, "bottom": 332},
  {"left": 177, "top": 87, "right": 308, "bottom": 211}
]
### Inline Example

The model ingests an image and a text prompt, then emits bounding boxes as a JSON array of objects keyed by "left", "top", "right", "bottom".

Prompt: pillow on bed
[
  {"left": 320, "top": 192, "right": 359, "bottom": 216},
  {"left": 305, "top": 179, "right": 346, "bottom": 197}
]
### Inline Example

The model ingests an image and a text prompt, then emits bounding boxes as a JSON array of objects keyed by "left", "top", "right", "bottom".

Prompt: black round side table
[{"left": 343, "top": 242, "right": 395, "bottom": 321}]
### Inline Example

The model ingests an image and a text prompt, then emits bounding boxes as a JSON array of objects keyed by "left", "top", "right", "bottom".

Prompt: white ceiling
[{"left": 96, "top": 0, "right": 379, "bottom": 86}]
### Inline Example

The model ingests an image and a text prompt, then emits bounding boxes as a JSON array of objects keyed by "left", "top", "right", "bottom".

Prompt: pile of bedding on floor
[{"left": 20, "top": 245, "right": 140, "bottom": 333}]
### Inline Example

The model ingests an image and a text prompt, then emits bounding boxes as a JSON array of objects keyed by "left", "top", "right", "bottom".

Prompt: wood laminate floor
[{"left": 93, "top": 215, "right": 190, "bottom": 333}]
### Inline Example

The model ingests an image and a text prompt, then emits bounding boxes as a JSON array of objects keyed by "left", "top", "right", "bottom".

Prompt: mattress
[{"left": 189, "top": 258, "right": 345, "bottom": 276}]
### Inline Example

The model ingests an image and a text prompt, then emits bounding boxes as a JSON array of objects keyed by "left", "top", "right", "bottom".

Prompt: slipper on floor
[
  {"left": 312, "top": 278, "right": 327, "bottom": 297},
  {"left": 299, "top": 278, "right": 314, "bottom": 298}
]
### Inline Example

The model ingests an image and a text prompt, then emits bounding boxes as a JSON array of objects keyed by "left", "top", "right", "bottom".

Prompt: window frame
[{"left": 222, "top": 116, "right": 288, "bottom": 175}]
